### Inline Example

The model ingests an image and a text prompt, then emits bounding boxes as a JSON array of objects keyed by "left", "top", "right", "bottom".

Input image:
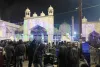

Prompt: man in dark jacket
[
  {"left": 70, "top": 43, "right": 79, "bottom": 67},
  {"left": 15, "top": 40, "right": 25, "bottom": 67},
  {"left": 33, "top": 43, "right": 45, "bottom": 67},
  {"left": 5, "top": 41, "right": 14, "bottom": 67},
  {"left": 28, "top": 40, "right": 37, "bottom": 67},
  {"left": 58, "top": 42, "right": 68, "bottom": 67}
]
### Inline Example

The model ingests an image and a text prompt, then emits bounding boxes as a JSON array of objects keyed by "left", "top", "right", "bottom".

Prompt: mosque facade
[
  {"left": 0, "top": 6, "right": 100, "bottom": 42},
  {"left": 82, "top": 16, "right": 100, "bottom": 41},
  {"left": 23, "top": 5, "right": 54, "bottom": 43}
]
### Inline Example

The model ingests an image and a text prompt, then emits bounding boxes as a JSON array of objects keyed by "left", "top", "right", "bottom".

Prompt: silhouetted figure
[
  {"left": 96, "top": 64, "right": 100, "bottom": 67},
  {"left": 15, "top": 40, "right": 25, "bottom": 67},
  {"left": 69, "top": 43, "right": 79, "bottom": 67},
  {"left": 65, "top": 43, "right": 72, "bottom": 67},
  {"left": 58, "top": 42, "right": 67, "bottom": 67},
  {"left": 13, "top": 41, "right": 18, "bottom": 67},
  {"left": 37, "top": 44, "right": 45, "bottom": 67},
  {"left": 28, "top": 40, "right": 37, "bottom": 67},
  {"left": 33, "top": 43, "right": 45, "bottom": 67},
  {"left": 81, "top": 64, "right": 88, "bottom": 67},
  {"left": 5, "top": 41, "right": 14, "bottom": 67}
]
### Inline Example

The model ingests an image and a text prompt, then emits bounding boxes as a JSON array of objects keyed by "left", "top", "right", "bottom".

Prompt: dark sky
[{"left": 0, "top": 0, "right": 100, "bottom": 25}]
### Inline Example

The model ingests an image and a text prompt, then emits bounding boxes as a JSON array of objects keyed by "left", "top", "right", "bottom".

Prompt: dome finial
[
  {"left": 48, "top": 5, "right": 53, "bottom": 10},
  {"left": 33, "top": 12, "right": 37, "bottom": 17},
  {"left": 82, "top": 16, "right": 87, "bottom": 23},
  {"left": 40, "top": 11, "right": 45, "bottom": 16},
  {"left": 25, "top": 7, "right": 30, "bottom": 12}
]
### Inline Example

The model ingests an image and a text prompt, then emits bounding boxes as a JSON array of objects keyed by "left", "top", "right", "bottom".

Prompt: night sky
[{"left": 0, "top": 0, "right": 100, "bottom": 26}]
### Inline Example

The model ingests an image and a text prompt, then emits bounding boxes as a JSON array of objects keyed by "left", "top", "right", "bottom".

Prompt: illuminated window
[{"left": 49, "top": 10, "right": 52, "bottom": 13}]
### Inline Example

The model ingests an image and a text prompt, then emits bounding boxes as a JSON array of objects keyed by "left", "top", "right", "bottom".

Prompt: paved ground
[
  {"left": 23, "top": 61, "right": 57, "bottom": 67},
  {"left": 23, "top": 61, "right": 29, "bottom": 67},
  {"left": 23, "top": 61, "right": 95, "bottom": 67}
]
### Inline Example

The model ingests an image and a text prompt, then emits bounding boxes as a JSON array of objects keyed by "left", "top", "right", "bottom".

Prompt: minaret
[
  {"left": 25, "top": 7, "right": 31, "bottom": 18},
  {"left": 48, "top": 5, "right": 54, "bottom": 16},
  {"left": 72, "top": 16, "right": 74, "bottom": 41}
]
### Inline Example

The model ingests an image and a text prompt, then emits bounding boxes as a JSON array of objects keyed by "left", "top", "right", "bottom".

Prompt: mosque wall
[{"left": 0, "top": 20, "right": 20, "bottom": 40}]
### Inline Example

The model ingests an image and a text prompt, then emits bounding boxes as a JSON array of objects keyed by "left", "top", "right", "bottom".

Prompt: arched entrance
[{"left": 31, "top": 25, "right": 48, "bottom": 43}]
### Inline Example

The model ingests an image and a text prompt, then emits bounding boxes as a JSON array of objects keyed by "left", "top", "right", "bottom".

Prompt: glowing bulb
[{"left": 74, "top": 32, "right": 77, "bottom": 35}]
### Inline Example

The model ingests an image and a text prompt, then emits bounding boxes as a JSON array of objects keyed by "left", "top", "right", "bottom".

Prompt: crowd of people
[{"left": 0, "top": 39, "right": 90, "bottom": 67}]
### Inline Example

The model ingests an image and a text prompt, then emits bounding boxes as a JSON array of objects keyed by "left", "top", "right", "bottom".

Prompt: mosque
[
  {"left": 23, "top": 5, "right": 54, "bottom": 43},
  {"left": 0, "top": 5, "right": 100, "bottom": 43},
  {"left": 82, "top": 16, "right": 100, "bottom": 41},
  {"left": 0, "top": 5, "right": 56, "bottom": 43}
]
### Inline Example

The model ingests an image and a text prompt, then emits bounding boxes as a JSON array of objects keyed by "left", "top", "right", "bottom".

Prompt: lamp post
[
  {"left": 72, "top": 16, "right": 74, "bottom": 41},
  {"left": 78, "top": 0, "right": 82, "bottom": 53}
]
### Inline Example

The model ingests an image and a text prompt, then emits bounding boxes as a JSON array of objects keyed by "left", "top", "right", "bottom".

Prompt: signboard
[{"left": 82, "top": 42, "right": 90, "bottom": 53}]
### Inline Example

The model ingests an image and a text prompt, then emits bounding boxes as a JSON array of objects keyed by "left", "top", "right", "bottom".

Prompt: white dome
[
  {"left": 48, "top": 5, "right": 53, "bottom": 10},
  {"left": 33, "top": 12, "right": 38, "bottom": 17},
  {"left": 25, "top": 8, "right": 30, "bottom": 12},
  {"left": 40, "top": 11, "right": 45, "bottom": 16}
]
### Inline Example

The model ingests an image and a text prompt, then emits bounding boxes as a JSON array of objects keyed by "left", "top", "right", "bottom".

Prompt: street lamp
[{"left": 74, "top": 32, "right": 77, "bottom": 35}]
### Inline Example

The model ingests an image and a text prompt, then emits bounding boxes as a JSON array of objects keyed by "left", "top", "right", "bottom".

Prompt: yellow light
[
  {"left": 10, "top": 36, "right": 14, "bottom": 41},
  {"left": 0, "top": 30, "right": 2, "bottom": 37}
]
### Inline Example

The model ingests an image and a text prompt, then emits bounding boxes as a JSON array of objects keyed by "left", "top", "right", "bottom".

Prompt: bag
[{"left": 70, "top": 47, "right": 78, "bottom": 62}]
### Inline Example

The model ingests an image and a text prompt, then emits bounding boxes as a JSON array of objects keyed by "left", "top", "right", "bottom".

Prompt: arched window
[
  {"left": 28, "top": 13, "right": 30, "bottom": 15},
  {"left": 49, "top": 10, "right": 52, "bottom": 13},
  {"left": 25, "top": 13, "right": 27, "bottom": 15}
]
